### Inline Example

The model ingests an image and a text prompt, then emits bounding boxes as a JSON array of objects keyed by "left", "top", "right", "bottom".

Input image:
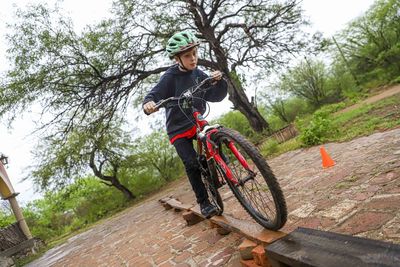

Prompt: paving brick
[
  {"left": 171, "top": 239, "right": 192, "bottom": 251},
  {"left": 154, "top": 249, "right": 174, "bottom": 265},
  {"left": 238, "top": 238, "right": 257, "bottom": 260},
  {"left": 240, "top": 259, "right": 261, "bottom": 267},
  {"left": 197, "top": 229, "right": 224, "bottom": 244},
  {"left": 336, "top": 211, "right": 394, "bottom": 234},
  {"left": 291, "top": 217, "right": 336, "bottom": 230},
  {"left": 370, "top": 171, "right": 399, "bottom": 185},
  {"left": 173, "top": 251, "right": 192, "bottom": 263},
  {"left": 251, "top": 245, "right": 271, "bottom": 267},
  {"left": 191, "top": 240, "right": 210, "bottom": 254},
  {"left": 158, "top": 261, "right": 175, "bottom": 267},
  {"left": 364, "top": 195, "right": 400, "bottom": 210},
  {"left": 351, "top": 191, "right": 376, "bottom": 201},
  {"left": 209, "top": 247, "right": 236, "bottom": 266},
  {"left": 182, "top": 210, "right": 204, "bottom": 225}
]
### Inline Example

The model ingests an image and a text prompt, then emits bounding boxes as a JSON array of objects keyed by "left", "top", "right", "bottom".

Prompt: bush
[
  {"left": 215, "top": 110, "right": 256, "bottom": 138},
  {"left": 260, "top": 139, "right": 279, "bottom": 157},
  {"left": 298, "top": 110, "right": 337, "bottom": 146}
]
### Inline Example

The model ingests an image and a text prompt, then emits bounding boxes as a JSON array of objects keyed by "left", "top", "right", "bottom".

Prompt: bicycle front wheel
[{"left": 213, "top": 127, "right": 287, "bottom": 230}]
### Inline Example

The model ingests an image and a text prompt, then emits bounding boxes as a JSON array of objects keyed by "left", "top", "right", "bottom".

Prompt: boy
[{"left": 142, "top": 30, "right": 228, "bottom": 218}]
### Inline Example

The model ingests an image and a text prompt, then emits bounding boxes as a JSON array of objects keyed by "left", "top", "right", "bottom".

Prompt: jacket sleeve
[
  {"left": 142, "top": 73, "right": 173, "bottom": 115},
  {"left": 199, "top": 71, "right": 228, "bottom": 102}
]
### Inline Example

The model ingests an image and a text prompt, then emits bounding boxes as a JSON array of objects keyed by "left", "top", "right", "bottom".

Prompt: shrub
[
  {"left": 260, "top": 139, "right": 279, "bottom": 157},
  {"left": 298, "top": 110, "right": 337, "bottom": 146},
  {"left": 215, "top": 110, "right": 255, "bottom": 138}
]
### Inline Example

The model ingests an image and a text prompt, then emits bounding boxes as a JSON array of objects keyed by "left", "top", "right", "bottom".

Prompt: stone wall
[{"left": 0, "top": 223, "right": 27, "bottom": 252}]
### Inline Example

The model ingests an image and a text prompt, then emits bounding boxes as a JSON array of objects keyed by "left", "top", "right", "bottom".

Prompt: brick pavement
[{"left": 27, "top": 128, "right": 400, "bottom": 266}]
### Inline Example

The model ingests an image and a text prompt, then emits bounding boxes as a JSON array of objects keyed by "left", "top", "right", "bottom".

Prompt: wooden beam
[{"left": 266, "top": 227, "right": 400, "bottom": 267}]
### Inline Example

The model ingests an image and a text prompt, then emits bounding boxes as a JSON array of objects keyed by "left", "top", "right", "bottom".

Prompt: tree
[
  {"left": 1, "top": 0, "right": 314, "bottom": 137},
  {"left": 280, "top": 58, "right": 329, "bottom": 107},
  {"left": 336, "top": 0, "right": 400, "bottom": 84},
  {"left": 30, "top": 123, "right": 137, "bottom": 200},
  {"left": 0, "top": 0, "right": 317, "bottom": 197},
  {"left": 134, "top": 131, "right": 184, "bottom": 182},
  {"left": 261, "top": 87, "right": 292, "bottom": 123}
]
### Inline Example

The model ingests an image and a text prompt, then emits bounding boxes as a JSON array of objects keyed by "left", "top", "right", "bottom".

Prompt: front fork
[{"left": 205, "top": 135, "right": 254, "bottom": 186}]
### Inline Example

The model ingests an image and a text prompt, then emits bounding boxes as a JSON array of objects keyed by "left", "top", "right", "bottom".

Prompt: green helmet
[{"left": 166, "top": 30, "right": 200, "bottom": 58}]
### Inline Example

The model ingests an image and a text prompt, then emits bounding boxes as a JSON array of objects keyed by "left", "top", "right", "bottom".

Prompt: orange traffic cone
[{"left": 320, "top": 146, "right": 335, "bottom": 168}]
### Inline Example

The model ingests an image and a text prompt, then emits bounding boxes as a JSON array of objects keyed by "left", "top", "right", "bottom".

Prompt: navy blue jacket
[{"left": 143, "top": 65, "right": 228, "bottom": 139}]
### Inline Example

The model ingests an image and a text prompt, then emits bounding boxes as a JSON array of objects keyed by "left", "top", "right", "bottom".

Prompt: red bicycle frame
[{"left": 193, "top": 111, "right": 251, "bottom": 186}]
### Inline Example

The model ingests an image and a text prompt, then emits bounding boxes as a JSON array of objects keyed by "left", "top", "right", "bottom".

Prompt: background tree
[
  {"left": 0, "top": 0, "right": 317, "bottom": 198},
  {"left": 134, "top": 131, "right": 184, "bottom": 182},
  {"left": 261, "top": 87, "right": 292, "bottom": 123},
  {"left": 0, "top": 202, "right": 14, "bottom": 227},
  {"left": 280, "top": 58, "right": 331, "bottom": 107},
  {"left": 1, "top": 0, "right": 315, "bottom": 137},
  {"left": 30, "top": 123, "right": 137, "bottom": 200},
  {"left": 336, "top": 0, "right": 400, "bottom": 85}
]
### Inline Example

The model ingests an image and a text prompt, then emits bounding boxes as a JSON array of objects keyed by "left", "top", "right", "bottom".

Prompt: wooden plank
[
  {"left": 165, "top": 198, "right": 193, "bottom": 211},
  {"left": 266, "top": 227, "right": 400, "bottom": 267},
  {"left": 191, "top": 205, "right": 286, "bottom": 245},
  {"left": 160, "top": 197, "right": 286, "bottom": 245}
]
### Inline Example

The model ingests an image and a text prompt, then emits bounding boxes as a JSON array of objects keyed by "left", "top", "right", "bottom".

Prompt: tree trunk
[
  {"left": 208, "top": 39, "right": 271, "bottom": 133},
  {"left": 225, "top": 76, "right": 271, "bottom": 133},
  {"left": 109, "top": 177, "right": 136, "bottom": 200},
  {"left": 89, "top": 150, "right": 136, "bottom": 201}
]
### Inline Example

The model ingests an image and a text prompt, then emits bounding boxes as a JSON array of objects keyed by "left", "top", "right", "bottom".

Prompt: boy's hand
[
  {"left": 143, "top": 101, "right": 158, "bottom": 114},
  {"left": 211, "top": 71, "right": 222, "bottom": 84}
]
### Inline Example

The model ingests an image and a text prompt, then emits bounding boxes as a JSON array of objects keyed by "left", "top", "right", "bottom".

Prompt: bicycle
[{"left": 154, "top": 76, "right": 287, "bottom": 230}]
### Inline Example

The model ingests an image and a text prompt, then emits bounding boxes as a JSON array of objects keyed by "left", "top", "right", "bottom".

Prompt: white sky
[{"left": 0, "top": 0, "right": 375, "bottom": 204}]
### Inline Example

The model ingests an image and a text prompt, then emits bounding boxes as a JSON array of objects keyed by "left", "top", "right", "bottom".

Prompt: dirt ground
[{"left": 338, "top": 84, "right": 400, "bottom": 114}]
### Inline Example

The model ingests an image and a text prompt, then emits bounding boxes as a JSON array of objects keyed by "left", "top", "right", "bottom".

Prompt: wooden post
[
  {"left": 6, "top": 194, "right": 32, "bottom": 239},
  {"left": 1, "top": 159, "right": 33, "bottom": 240}
]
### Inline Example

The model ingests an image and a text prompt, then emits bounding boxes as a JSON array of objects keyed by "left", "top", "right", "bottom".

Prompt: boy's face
[{"left": 175, "top": 47, "right": 198, "bottom": 71}]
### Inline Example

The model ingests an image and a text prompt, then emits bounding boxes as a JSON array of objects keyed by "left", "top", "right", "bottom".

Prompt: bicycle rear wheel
[{"left": 213, "top": 127, "right": 287, "bottom": 230}]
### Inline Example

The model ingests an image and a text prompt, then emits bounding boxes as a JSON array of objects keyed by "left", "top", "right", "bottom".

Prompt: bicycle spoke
[
  {"left": 214, "top": 128, "right": 287, "bottom": 230},
  {"left": 223, "top": 141, "right": 278, "bottom": 222},
  {"left": 239, "top": 179, "right": 275, "bottom": 219}
]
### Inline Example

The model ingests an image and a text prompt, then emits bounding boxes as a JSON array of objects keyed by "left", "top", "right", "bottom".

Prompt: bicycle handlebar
[{"left": 154, "top": 76, "right": 217, "bottom": 109}]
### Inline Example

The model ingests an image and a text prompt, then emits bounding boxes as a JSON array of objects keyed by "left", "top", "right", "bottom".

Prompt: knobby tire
[{"left": 213, "top": 127, "right": 287, "bottom": 230}]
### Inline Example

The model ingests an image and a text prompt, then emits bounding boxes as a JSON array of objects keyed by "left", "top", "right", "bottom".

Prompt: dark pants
[{"left": 173, "top": 137, "right": 208, "bottom": 204}]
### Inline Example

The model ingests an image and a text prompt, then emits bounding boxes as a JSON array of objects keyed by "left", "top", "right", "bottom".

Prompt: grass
[
  {"left": 260, "top": 93, "right": 400, "bottom": 158},
  {"left": 331, "top": 94, "right": 400, "bottom": 142},
  {"left": 334, "top": 175, "right": 360, "bottom": 189},
  {"left": 260, "top": 137, "right": 303, "bottom": 158},
  {"left": 15, "top": 234, "right": 79, "bottom": 267}
]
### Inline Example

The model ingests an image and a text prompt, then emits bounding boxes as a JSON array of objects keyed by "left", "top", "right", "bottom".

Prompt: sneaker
[{"left": 200, "top": 201, "right": 217, "bottom": 219}]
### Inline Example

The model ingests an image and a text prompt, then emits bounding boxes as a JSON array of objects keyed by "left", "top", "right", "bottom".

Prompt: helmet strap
[{"left": 177, "top": 56, "right": 189, "bottom": 72}]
